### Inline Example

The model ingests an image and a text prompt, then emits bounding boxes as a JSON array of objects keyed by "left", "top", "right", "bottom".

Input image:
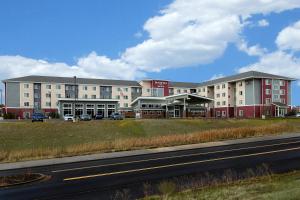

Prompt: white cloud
[
  {"left": 237, "top": 39, "right": 267, "bottom": 56},
  {"left": 210, "top": 74, "right": 224, "bottom": 80},
  {"left": 121, "top": 0, "right": 300, "bottom": 71},
  {"left": 1, "top": 0, "right": 300, "bottom": 86},
  {"left": 134, "top": 31, "right": 143, "bottom": 38},
  {"left": 0, "top": 52, "right": 145, "bottom": 81},
  {"left": 276, "top": 20, "right": 300, "bottom": 51},
  {"left": 238, "top": 51, "right": 299, "bottom": 79},
  {"left": 258, "top": 19, "right": 270, "bottom": 27}
]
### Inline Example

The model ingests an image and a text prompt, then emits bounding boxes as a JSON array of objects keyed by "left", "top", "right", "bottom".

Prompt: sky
[{"left": 0, "top": 0, "right": 300, "bottom": 105}]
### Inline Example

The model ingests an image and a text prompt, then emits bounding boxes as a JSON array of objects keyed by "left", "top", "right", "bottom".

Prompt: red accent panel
[
  {"left": 151, "top": 80, "right": 169, "bottom": 96},
  {"left": 6, "top": 108, "right": 58, "bottom": 119}
]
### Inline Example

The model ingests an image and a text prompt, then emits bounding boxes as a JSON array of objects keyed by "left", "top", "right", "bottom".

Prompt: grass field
[
  {"left": 146, "top": 171, "right": 300, "bottom": 200},
  {"left": 0, "top": 118, "right": 300, "bottom": 162}
]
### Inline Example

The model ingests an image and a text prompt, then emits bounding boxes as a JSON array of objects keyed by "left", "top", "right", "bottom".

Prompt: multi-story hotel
[{"left": 1, "top": 71, "right": 295, "bottom": 119}]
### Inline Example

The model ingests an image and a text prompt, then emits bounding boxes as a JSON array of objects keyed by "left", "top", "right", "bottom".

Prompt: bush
[
  {"left": 286, "top": 109, "right": 297, "bottom": 116},
  {"left": 3, "top": 113, "right": 16, "bottom": 119},
  {"left": 48, "top": 112, "right": 60, "bottom": 119},
  {"left": 158, "top": 181, "right": 176, "bottom": 198}
]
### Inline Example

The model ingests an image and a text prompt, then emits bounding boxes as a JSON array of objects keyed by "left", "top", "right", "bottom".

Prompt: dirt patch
[{"left": 0, "top": 173, "right": 46, "bottom": 187}]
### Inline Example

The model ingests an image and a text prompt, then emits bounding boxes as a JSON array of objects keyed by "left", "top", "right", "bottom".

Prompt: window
[
  {"left": 273, "top": 85, "right": 279, "bottom": 90},
  {"left": 222, "top": 93, "right": 226, "bottom": 97},
  {"left": 239, "top": 100, "right": 243, "bottom": 105},
  {"left": 56, "top": 94, "right": 61, "bottom": 98},
  {"left": 239, "top": 82, "right": 243, "bottom": 87},
  {"left": 203, "top": 88, "right": 206, "bottom": 92},
  {"left": 273, "top": 94, "right": 280, "bottom": 100},
  {"left": 46, "top": 102, "right": 51, "bottom": 107},
  {"left": 24, "top": 93, "right": 29, "bottom": 98},
  {"left": 216, "top": 94, "right": 220, "bottom": 98},
  {"left": 184, "top": 89, "right": 188, "bottom": 93},
  {"left": 177, "top": 89, "right": 181, "bottom": 93},
  {"left": 216, "top": 111, "right": 221, "bottom": 117},
  {"left": 265, "top": 79, "right": 271, "bottom": 85},
  {"left": 216, "top": 85, "right": 220, "bottom": 89},
  {"left": 222, "top": 101, "right": 226, "bottom": 106},
  {"left": 93, "top": 86, "right": 97, "bottom": 91},
  {"left": 147, "top": 89, "right": 150, "bottom": 93},
  {"left": 124, "top": 88, "right": 128, "bottom": 92},
  {"left": 239, "top": 110, "right": 244, "bottom": 117},
  {"left": 123, "top": 95, "right": 128, "bottom": 99},
  {"left": 266, "top": 98, "right": 271, "bottom": 104},
  {"left": 24, "top": 102, "right": 29, "bottom": 107},
  {"left": 46, "top": 85, "right": 51, "bottom": 89},
  {"left": 83, "top": 94, "right": 88, "bottom": 99},
  {"left": 217, "top": 102, "right": 220, "bottom": 106},
  {"left": 24, "top": 84, "right": 29, "bottom": 89},
  {"left": 198, "top": 89, "right": 201, "bottom": 92},
  {"left": 281, "top": 98, "right": 286, "bottom": 104},
  {"left": 83, "top": 86, "right": 88, "bottom": 90},
  {"left": 91, "top": 95, "right": 96, "bottom": 99},
  {"left": 279, "top": 80, "right": 285, "bottom": 86},
  {"left": 46, "top": 93, "right": 51, "bottom": 98},
  {"left": 117, "top": 88, "right": 121, "bottom": 91},
  {"left": 222, "top": 84, "right": 226, "bottom": 89},
  {"left": 116, "top": 95, "right": 120, "bottom": 99},
  {"left": 239, "top": 91, "right": 243, "bottom": 96},
  {"left": 56, "top": 85, "right": 61, "bottom": 90},
  {"left": 266, "top": 89, "right": 271, "bottom": 95},
  {"left": 124, "top": 103, "right": 128, "bottom": 107},
  {"left": 280, "top": 89, "right": 285, "bottom": 95}
]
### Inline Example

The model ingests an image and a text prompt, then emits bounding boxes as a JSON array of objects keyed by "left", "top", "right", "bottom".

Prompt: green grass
[
  {"left": 146, "top": 171, "right": 300, "bottom": 200},
  {"left": 0, "top": 118, "right": 299, "bottom": 162}
]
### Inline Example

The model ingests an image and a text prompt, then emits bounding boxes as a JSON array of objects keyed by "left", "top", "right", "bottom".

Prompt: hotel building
[{"left": 2, "top": 71, "right": 295, "bottom": 119}]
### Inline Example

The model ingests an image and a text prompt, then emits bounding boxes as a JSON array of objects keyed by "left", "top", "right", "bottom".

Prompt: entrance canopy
[{"left": 165, "top": 93, "right": 214, "bottom": 106}]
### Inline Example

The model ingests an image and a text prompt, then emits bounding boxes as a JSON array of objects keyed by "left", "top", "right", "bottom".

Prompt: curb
[
  {"left": 0, "top": 173, "right": 47, "bottom": 188},
  {"left": 1, "top": 132, "right": 300, "bottom": 171}
]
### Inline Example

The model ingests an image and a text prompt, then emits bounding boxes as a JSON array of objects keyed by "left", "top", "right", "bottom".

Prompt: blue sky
[{"left": 0, "top": 0, "right": 300, "bottom": 104}]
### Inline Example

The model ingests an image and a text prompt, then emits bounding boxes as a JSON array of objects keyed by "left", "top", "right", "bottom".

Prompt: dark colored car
[
  {"left": 110, "top": 113, "right": 123, "bottom": 120},
  {"left": 32, "top": 113, "right": 45, "bottom": 122},
  {"left": 95, "top": 114, "right": 104, "bottom": 120},
  {"left": 80, "top": 114, "right": 92, "bottom": 121}
]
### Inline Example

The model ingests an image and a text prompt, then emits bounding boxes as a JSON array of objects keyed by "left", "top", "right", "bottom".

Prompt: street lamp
[
  {"left": 0, "top": 89, "right": 2, "bottom": 105},
  {"left": 74, "top": 76, "right": 77, "bottom": 120}
]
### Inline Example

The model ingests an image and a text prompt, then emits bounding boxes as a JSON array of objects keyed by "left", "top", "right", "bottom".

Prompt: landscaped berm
[{"left": 0, "top": 118, "right": 300, "bottom": 163}]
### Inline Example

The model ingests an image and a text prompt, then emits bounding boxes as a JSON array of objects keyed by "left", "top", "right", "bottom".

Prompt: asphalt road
[{"left": 1, "top": 136, "right": 300, "bottom": 200}]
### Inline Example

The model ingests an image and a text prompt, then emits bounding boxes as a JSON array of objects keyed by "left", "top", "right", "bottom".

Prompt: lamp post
[
  {"left": 74, "top": 76, "right": 77, "bottom": 120},
  {"left": 0, "top": 89, "right": 2, "bottom": 105}
]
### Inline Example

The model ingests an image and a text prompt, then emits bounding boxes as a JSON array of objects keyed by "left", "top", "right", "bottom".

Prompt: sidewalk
[{"left": 1, "top": 132, "right": 300, "bottom": 171}]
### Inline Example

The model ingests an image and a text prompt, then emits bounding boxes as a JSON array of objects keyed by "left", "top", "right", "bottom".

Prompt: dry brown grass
[{"left": 0, "top": 122, "right": 294, "bottom": 163}]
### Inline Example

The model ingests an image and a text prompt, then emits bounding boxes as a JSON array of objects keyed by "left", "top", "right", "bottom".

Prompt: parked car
[
  {"left": 64, "top": 114, "right": 74, "bottom": 121},
  {"left": 110, "top": 112, "right": 123, "bottom": 120},
  {"left": 296, "top": 113, "right": 300, "bottom": 117},
  {"left": 80, "top": 114, "right": 92, "bottom": 121},
  {"left": 95, "top": 114, "right": 104, "bottom": 120},
  {"left": 32, "top": 113, "right": 45, "bottom": 122}
]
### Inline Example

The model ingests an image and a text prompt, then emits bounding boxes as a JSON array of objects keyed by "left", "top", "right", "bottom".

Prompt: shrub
[
  {"left": 158, "top": 181, "right": 176, "bottom": 198},
  {"left": 3, "top": 113, "right": 16, "bottom": 119},
  {"left": 49, "top": 112, "right": 60, "bottom": 119}
]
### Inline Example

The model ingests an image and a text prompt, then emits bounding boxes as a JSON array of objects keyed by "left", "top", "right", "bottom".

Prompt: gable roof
[
  {"left": 2, "top": 75, "right": 141, "bottom": 87},
  {"left": 197, "top": 71, "right": 296, "bottom": 87},
  {"left": 169, "top": 81, "right": 199, "bottom": 88}
]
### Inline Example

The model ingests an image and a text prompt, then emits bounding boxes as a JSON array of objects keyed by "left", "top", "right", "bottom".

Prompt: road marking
[
  {"left": 53, "top": 140, "right": 300, "bottom": 173},
  {"left": 63, "top": 146, "right": 300, "bottom": 181}
]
